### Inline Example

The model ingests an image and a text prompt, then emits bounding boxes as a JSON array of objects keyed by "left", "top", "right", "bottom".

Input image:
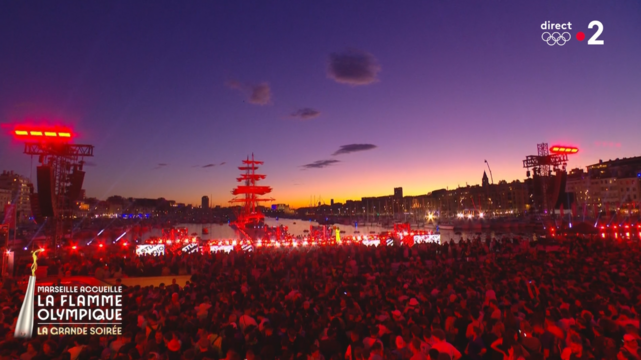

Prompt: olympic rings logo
[{"left": 542, "top": 32, "right": 571, "bottom": 46}]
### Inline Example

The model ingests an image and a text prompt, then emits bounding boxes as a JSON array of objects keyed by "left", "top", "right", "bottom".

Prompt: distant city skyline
[
  {"left": 1, "top": 1, "right": 640, "bottom": 207},
  {"left": 2, "top": 151, "right": 638, "bottom": 210}
]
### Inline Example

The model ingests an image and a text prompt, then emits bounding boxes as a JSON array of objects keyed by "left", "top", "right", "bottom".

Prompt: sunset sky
[{"left": 1, "top": 1, "right": 640, "bottom": 208}]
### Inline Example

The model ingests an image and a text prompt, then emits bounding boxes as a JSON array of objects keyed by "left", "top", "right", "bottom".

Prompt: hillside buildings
[
  {"left": 0, "top": 171, "right": 32, "bottom": 224},
  {"left": 566, "top": 156, "right": 641, "bottom": 215},
  {"left": 300, "top": 174, "right": 532, "bottom": 220}
]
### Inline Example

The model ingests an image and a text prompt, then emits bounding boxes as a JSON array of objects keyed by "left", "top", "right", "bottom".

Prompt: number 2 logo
[{"left": 588, "top": 21, "right": 604, "bottom": 45}]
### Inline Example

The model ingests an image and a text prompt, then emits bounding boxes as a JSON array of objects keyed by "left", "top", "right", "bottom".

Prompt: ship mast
[{"left": 229, "top": 154, "right": 274, "bottom": 229}]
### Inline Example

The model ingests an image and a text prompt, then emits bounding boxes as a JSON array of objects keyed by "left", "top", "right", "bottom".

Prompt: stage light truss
[
  {"left": 522, "top": 143, "right": 570, "bottom": 214},
  {"left": 22, "top": 142, "right": 94, "bottom": 252},
  {"left": 523, "top": 154, "right": 568, "bottom": 169},
  {"left": 23, "top": 143, "right": 94, "bottom": 158}
]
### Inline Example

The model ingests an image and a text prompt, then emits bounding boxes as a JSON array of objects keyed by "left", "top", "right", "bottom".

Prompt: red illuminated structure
[
  {"left": 550, "top": 145, "right": 579, "bottom": 154},
  {"left": 11, "top": 125, "right": 94, "bottom": 251},
  {"left": 13, "top": 126, "right": 74, "bottom": 141},
  {"left": 229, "top": 154, "right": 274, "bottom": 239},
  {"left": 523, "top": 143, "right": 577, "bottom": 214}
]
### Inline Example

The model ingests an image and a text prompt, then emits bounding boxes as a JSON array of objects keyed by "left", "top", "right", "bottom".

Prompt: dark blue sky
[{"left": 1, "top": 1, "right": 640, "bottom": 206}]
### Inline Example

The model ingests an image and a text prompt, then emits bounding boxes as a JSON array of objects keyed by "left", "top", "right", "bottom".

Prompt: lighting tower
[
  {"left": 11, "top": 126, "right": 94, "bottom": 251},
  {"left": 523, "top": 143, "right": 578, "bottom": 214}
]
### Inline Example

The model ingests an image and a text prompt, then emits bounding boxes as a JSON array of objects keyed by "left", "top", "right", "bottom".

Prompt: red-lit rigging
[{"left": 229, "top": 154, "right": 274, "bottom": 235}]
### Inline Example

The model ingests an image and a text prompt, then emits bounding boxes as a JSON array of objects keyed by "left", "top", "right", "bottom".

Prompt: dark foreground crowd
[{"left": 1, "top": 235, "right": 641, "bottom": 360}]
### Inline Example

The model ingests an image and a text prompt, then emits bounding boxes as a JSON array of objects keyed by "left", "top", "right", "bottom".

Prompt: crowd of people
[{"left": 1, "top": 235, "right": 641, "bottom": 360}]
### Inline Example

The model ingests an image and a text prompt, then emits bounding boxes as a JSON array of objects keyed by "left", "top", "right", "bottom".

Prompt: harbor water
[{"left": 134, "top": 218, "right": 535, "bottom": 243}]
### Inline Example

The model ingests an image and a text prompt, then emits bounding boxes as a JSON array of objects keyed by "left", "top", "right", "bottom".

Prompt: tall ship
[{"left": 229, "top": 154, "right": 275, "bottom": 241}]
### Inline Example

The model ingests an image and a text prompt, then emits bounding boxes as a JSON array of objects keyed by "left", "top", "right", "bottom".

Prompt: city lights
[{"left": 121, "top": 228, "right": 437, "bottom": 253}]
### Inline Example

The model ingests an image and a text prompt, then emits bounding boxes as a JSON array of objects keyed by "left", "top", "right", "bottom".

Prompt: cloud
[
  {"left": 226, "top": 80, "right": 272, "bottom": 105},
  {"left": 225, "top": 80, "right": 243, "bottom": 90},
  {"left": 328, "top": 49, "right": 381, "bottom": 86},
  {"left": 332, "top": 144, "right": 377, "bottom": 156},
  {"left": 202, "top": 164, "right": 215, "bottom": 168},
  {"left": 249, "top": 83, "right": 271, "bottom": 105},
  {"left": 219, "top": 162, "right": 226, "bottom": 165},
  {"left": 153, "top": 163, "right": 168, "bottom": 170},
  {"left": 291, "top": 108, "right": 321, "bottom": 120},
  {"left": 301, "top": 159, "right": 340, "bottom": 169}
]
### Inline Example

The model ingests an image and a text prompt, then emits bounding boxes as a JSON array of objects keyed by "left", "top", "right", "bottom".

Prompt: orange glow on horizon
[{"left": 96, "top": 147, "right": 604, "bottom": 209}]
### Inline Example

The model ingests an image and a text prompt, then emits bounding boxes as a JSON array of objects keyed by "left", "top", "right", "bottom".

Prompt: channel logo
[
  {"left": 14, "top": 250, "right": 122, "bottom": 338},
  {"left": 542, "top": 32, "right": 571, "bottom": 46},
  {"left": 540, "top": 21, "right": 604, "bottom": 46}
]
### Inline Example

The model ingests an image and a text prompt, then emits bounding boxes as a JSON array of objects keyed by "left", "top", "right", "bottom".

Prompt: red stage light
[
  {"left": 13, "top": 126, "right": 75, "bottom": 142},
  {"left": 71, "top": 245, "right": 77, "bottom": 250},
  {"left": 550, "top": 145, "right": 579, "bottom": 154},
  {"left": 99, "top": 244, "right": 104, "bottom": 248}
]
